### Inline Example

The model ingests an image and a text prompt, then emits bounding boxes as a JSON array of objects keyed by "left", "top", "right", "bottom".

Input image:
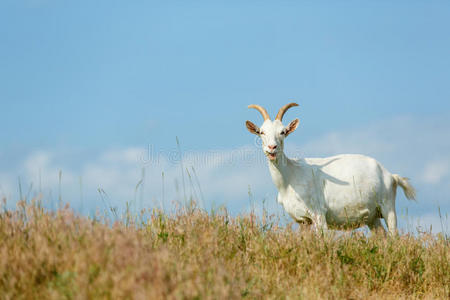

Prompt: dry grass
[{"left": 0, "top": 199, "right": 448, "bottom": 299}]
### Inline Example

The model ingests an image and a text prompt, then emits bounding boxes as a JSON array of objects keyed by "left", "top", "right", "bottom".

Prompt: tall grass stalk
[
  {"left": 176, "top": 136, "right": 187, "bottom": 205},
  {"left": 161, "top": 171, "right": 165, "bottom": 212}
]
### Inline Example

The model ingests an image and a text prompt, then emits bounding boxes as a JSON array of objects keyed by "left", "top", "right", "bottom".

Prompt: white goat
[{"left": 246, "top": 103, "right": 416, "bottom": 234}]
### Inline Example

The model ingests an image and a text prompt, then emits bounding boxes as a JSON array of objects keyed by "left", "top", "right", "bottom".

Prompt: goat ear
[
  {"left": 246, "top": 121, "right": 260, "bottom": 135},
  {"left": 284, "top": 119, "right": 299, "bottom": 136}
]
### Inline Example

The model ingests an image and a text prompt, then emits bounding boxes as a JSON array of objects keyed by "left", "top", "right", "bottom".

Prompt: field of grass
[{"left": 0, "top": 198, "right": 448, "bottom": 299}]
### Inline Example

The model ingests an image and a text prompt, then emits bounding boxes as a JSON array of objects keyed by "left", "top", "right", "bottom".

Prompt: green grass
[{"left": 0, "top": 199, "right": 449, "bottom": 299}]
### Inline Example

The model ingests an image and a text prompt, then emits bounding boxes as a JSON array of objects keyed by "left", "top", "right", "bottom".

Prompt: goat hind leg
[{"left": 381, "top": 207, "right": 398, "bottom": 236}]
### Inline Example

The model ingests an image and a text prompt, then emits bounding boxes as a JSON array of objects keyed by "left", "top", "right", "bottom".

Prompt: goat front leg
[{"left": 312, "top": 214, "right": 328, "bottom": 234}]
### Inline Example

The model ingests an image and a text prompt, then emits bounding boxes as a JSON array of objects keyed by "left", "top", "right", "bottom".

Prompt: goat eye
[
  {"left": 281, "top": 130, "right": 286, "bottom": 135},
  {"left": 259, "top": 131, "right": 265, "bottom": 135}
]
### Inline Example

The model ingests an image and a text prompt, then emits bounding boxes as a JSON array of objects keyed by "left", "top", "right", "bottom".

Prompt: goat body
[{"left": 270, "top": 153, "right": 415, "bottom": 233}]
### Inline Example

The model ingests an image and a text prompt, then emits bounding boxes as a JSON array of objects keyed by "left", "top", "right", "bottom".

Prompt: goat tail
[{"left": 392, "top": 174, "right": 416, "bottom": 201}]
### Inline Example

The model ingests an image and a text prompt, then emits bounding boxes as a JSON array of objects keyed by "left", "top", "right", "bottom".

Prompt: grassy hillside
[{"left": 0, "top": 199, "right": 448, "bottom": 299}]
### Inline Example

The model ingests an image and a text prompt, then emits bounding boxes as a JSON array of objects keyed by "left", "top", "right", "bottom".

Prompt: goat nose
[{"left": 268, "top": 145, "right": 277, "bottom": 150}]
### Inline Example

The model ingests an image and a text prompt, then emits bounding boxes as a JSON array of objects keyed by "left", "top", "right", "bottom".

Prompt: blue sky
[{"left": 1, "top": 1, "right": 449, "bottom": 233}]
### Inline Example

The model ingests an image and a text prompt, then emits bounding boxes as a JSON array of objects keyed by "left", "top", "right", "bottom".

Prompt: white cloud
[
  {"left": 0, "top": 173, "right": 14, "bottom": 200},
  {"left": 421, "top": 159, "right": 450, "bottom": 184},
  {"left": 20, "top": 151, "right": 77, "bottom": 199},
  {"left": 100, "top": 148, "right": 145, "bottom": 165}
]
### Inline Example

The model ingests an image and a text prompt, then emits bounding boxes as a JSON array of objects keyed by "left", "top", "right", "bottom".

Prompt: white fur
[{"left": 247, "top": 118, "right": 416, "bottom": 234}]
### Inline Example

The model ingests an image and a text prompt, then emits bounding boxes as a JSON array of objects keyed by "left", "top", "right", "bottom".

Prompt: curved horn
[
  {"left": 275, "top": 102, "right": 299, "bottom": 121},
  {"left": 248, "top": 104, "right": 270, "bottom": 121}
]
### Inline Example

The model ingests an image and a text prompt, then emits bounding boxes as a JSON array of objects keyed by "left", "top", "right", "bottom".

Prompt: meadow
[{"left": 0, "top": 197, "right": 448, "bottom": 300}]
